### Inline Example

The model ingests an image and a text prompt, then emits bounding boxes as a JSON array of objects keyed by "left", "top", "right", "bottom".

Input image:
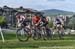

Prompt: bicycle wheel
[
  {"left": 41, "top": 27, "right": 47, "bottom": 40},
  {"left": 16, "top": 28, "right": 29, "bottom": 42},
  {"left": 46, "top": 28, "right": 53, "bottom": 40},
  {"left": 32, "top": 29, "right": 40, "bottom": 40},
  {"left": 58, "top": 30, "right": 64, "bottom": 39}
]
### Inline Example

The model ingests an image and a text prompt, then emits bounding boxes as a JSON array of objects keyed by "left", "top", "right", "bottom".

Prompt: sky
[{"left": 0, "top": 0, "right": 75, "bottom": 12}]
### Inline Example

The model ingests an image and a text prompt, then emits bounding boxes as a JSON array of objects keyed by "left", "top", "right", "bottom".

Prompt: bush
[
  {"left": 48, "top": 21, "right": 53, "bottom": 28},
  {"left": 0, "top": 16, "right": 7, "bottom": 27}
]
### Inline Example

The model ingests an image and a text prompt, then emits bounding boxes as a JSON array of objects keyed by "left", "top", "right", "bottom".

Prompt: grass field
[{"left": 0, "top": 33, "right": 75, "bottom": 49}]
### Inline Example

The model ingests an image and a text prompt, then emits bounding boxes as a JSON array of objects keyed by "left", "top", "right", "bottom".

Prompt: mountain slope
[{"left": 41, "top": 9, "right": 75, "bottom": 16}]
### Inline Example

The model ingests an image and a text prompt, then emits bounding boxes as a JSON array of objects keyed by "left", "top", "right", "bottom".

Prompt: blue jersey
[{"left": 55, "top": 18, "right": 61, "bottom": 23}]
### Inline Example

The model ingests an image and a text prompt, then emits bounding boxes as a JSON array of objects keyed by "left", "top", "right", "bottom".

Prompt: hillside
[{"left": 41, "top": 9, "right": 75, "bottom": 16}]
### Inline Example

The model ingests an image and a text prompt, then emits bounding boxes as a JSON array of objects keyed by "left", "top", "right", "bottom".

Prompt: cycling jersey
[
  {"left": 16, "top": 15, "right": 28, "bottom": 27},
  {"left": 55, "top": 18, "right": 61, "bottom": 24},
  {"left": 32, "top": 16, "right": 40, "bottom": 24},
  {"left": 42, "top": 17, "right": 48, "bottom": 23},
  {"left": 16, "top": 15, "right": 27, "bottom": 22}
]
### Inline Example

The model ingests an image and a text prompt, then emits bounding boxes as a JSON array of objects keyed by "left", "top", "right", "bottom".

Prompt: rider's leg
[{"left": 61, "top": 25, "right": 64, "bottom": 36}]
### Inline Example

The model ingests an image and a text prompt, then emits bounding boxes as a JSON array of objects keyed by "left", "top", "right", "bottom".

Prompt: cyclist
[
  {"left": 32, "top": 14, "right": 50, "bottom": 30},
  {"left": 32, "top": 14, "right": 41, "bottom": 27},
  {"left": 16, "top": 14, "right": 32, "bottom": 37},
  {"left": 16, "top": 14, "right": 28, "bottom": 28},
  {"left": 53, "top": 16, "right": 64, "bottom": 29},
  {"left": 53, "top": 16, "right": 65, "bottom": 37},
  {"left": 32, "top": 14, "right": 48, "bottom": 26},
  {"left": 41, "top": 16, "right": 49, "bottom": 27}
]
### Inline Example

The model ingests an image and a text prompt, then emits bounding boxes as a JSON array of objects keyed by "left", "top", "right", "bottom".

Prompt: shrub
[
  {"left": 0, "top": 16, "right": 7, "bottom": 27},
  {"left": 48, "top": 21, "right": 53, "bottom": 28}
]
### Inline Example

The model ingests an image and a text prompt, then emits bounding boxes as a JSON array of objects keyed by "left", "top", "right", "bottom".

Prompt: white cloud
[{"left": 0, "top": 0, "right": 75, "bottom": 12}]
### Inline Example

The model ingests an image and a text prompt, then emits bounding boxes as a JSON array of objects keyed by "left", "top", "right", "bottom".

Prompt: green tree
[
  {"left": 0, "top": 16, "right": 7, "bottom": 27},
  {"left": 69, "top": 15, "right": 75, "bottom": 29}
]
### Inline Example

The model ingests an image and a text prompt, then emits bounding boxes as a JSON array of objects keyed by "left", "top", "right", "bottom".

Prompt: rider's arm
[
  {"left": 37, "top": 18, "right": 41, "bottom": 25},
  {"left": 46, "top": 17, "right": 49, "bottom": 22},
  {"left": 17, "top": 19, "right": 20, "bottom": 23},
  {"left": 60, "top": 18, "right": 64, "bottom": 25},
  {"left": 16, "top": 16, "right": 19, "bottom": 23}
]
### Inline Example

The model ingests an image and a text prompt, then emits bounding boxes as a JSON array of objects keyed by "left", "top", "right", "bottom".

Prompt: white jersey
[
  {"left": 16, "top": 15, "right": 27, "bottom": 23},
  {"left": 16, "top": 15, "right": 27, "bottom": 27},
  {"left": 19, "top": 15, "right": 25, "bottom": 21}
]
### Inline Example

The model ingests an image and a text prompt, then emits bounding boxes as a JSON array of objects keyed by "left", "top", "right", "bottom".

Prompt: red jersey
[{"left": 32, "top": 16, "right": 40, "bottom": 24}]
